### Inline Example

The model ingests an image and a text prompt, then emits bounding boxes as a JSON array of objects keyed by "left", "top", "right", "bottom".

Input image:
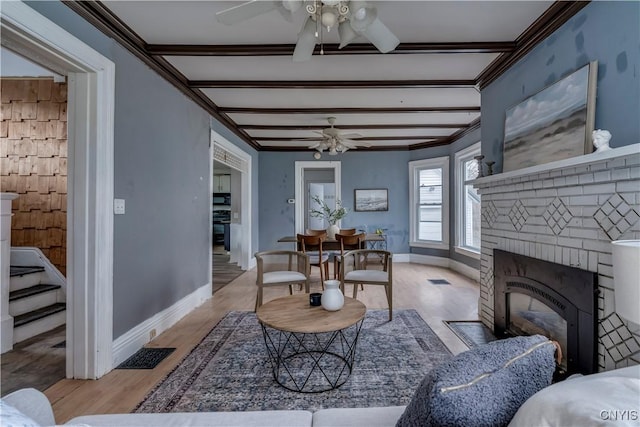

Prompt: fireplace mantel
[{"left": 474, "top": 143, "right": 639, "bottom": 186}]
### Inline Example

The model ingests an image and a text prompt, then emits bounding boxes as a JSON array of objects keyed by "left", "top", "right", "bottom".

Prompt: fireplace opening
[
  {"left": 508, "top": 293, "right": 568, "bottom": 371},
  {"left": 494, "top": 249, "right": 598, "bottom": 376}
]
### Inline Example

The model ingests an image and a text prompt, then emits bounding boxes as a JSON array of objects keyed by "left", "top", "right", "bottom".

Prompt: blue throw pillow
[{"left": 396, "top": 334, "right": 556, "bottom": 427}]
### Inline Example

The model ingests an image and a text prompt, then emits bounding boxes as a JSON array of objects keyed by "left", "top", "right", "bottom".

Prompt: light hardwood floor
[{"left": 45, "top": 262, "right": 479, "bottom": 423}]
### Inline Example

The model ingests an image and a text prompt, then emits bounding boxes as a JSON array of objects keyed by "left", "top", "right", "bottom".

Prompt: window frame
[
  {"left": 408, "top": 156, "right": 450, "bottom": 250},
  {"left": 454, "top": 142, "right": 481, "bottom": 259}
]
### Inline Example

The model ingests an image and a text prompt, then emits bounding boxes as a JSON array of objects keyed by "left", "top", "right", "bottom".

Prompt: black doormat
[
  {"left": 116, "top": 348, "right": 175, "bottom": 370},
  {"left": 428, "top": 279, "right": 450, "bottom": 285},
  {"left": 444, "top": 320, "right": 497, "bottom": 349}
]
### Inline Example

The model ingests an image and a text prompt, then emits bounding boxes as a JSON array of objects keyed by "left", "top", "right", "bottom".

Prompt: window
[
  {"left": 455, "top": 142, "right": 481, "bottom": 257},
  {"left": 409, "top": 156, "right": 449, "bottom": 249}
]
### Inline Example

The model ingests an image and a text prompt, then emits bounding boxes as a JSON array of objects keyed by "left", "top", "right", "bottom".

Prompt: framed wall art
[
  {"left": 502, "top": 61, "right": 598, "bottom": 172},
  {"left": 354, "top": 188, "right": 388, "bottom": 212}
]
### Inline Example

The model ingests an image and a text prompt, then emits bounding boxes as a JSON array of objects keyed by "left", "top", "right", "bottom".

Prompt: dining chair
[
  {"left": 340, "top": 249, "right": 393, "bottom": 320},
  {"left": 333, "top": 232, "right": 365, "bottom": 279},
  {"left": 305, "top": 229, "right": 328, "bottom": 236},
  {"left": 297, "top": 233, "right": 330, "bottom": 287},
  {"left": 338, "top": 228, "right": 357, "bottom": 235},
  {"left": 254, "top": 250, "right": 310, "bottom": 311}
]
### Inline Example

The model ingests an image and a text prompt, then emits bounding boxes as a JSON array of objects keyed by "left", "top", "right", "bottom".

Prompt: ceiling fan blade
[
  {"left": 308, "top": 142, "right": 321, "bottom": 149},
  {"left": 278, "top": 0, "right": 302, "bottom": 21},
  {"left": 293, "top": 16, "right": 317, "bottom": 62},
  {"left": 360, "top": 18, "right": 400, "bottom": 53},
  {"left": 343, "top": 138, "right": 371, "bottom": 148},
  {"left": 215, "top": 1, "right": 278, "bottom": 25},
  {"left": 338, "top": 21, "right": 359, "bottom": 49},
  {"left": 340, "top": 133, "right": 363, "bottom": 139}
]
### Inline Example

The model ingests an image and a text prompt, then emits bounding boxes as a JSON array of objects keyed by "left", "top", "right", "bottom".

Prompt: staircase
[{"left": 8, "top": 251, "right": 66, "bottom": 345}]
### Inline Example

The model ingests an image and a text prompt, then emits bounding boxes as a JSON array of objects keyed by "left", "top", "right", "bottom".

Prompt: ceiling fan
[
  {"left": 308, "top": 117, "right": 371, "bottom": 155},
  {"left": 215, "top": 1, "right": 400, "bottom": 62}
]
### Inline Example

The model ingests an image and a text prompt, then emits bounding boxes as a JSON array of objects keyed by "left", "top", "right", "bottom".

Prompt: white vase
[
  {"left": 327, "top": 224, "right": 340, "bottom": 240},
  {"left": 322, "top": 280, "right": 344, "bottom": 311}
]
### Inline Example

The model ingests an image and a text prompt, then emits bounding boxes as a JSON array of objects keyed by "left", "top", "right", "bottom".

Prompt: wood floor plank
[{"left": 45, "top": 262, "right": 479, "bottom": 424}]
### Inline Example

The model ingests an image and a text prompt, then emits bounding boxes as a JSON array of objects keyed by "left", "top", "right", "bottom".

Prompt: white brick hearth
[{"left": 475, "top": 144, "right": 640, "bottom": 371}]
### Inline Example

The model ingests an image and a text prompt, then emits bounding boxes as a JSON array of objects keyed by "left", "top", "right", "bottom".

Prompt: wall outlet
[
  {"left": 149, "top": 329, "right": 156, "bottom": 340},
  {"left": 114, "top": 198, "right": 125, "bottom": 215}
]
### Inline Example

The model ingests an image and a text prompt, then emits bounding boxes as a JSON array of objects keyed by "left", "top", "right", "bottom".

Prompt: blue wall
[
  {"left": 482, "top": 1, "right": 640, "bottom": 173},
  {"left": 24, "top": 1, "right": 262, "bottom": 339},
  {"left": 259, "top": 151, "right": 411, "bottom": 254}
]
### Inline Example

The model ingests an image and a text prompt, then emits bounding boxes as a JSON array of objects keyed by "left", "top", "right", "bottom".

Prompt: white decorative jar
[
  {"left": 321, "top": 280, "right": 344, "bottom": 311},
  {"left": 327, "top": 224, "right": 339, "bottom": 240}
]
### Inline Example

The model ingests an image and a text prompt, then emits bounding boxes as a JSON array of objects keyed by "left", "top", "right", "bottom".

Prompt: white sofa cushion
[
  {"left": 2, "top": 388, "right": 55, "bottom": 427},
  {"left": 68, "top": 410, "right": 313, "bottom": 426},
  {"left": 313, "top": 406, "right": 406, "bottom": 427},
  {"left": 509, "top": 365, "right": 640, "bottom": 427}
]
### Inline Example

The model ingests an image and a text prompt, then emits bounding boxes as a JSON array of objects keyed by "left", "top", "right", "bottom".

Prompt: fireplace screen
[{"left": 508, "top": 292, "right": 567, "bottom": 370}]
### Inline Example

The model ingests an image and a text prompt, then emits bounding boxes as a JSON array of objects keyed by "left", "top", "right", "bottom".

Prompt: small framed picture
[{"left": 354, "top": 189, "right": 388, "bottom": 212}]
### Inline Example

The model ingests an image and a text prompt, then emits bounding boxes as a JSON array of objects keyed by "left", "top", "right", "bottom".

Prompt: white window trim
[
  {"left": 454, "top": 142, "right": 481, "bottom": 259},
  {"left": 408, "top": 156, "right": 449, "bottom": 250}
]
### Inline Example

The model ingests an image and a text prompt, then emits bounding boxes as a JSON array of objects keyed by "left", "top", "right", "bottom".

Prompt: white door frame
[
  {"left": 1, "top": 2, "right": 115, "bottom": 378},
  {"left": 211, "top": 129, "right": 253, "bottom": 270},
  {"left": 294, "top": 161, "right": 342, "bottom": 234}
]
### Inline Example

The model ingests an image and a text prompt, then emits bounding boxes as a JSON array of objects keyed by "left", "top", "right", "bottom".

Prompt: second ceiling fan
[
  {"left": 216, "top": 1, "right": 400, "bottom": 62},
  {"left": 308, "top": 117, "right": 371, "bottom": 155}
]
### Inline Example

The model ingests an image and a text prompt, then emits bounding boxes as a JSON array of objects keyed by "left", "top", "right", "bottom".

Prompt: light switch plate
[{"left": 114, "top": 199, "right": 125, "bottom": 215}]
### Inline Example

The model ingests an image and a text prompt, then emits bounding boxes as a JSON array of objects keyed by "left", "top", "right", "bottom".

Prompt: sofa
[
  {"left": 2, "top": 388, "right": 406, "bottom": 427},
  {"left": 3, "top": 335, "right": 638, "bottom": 427}
]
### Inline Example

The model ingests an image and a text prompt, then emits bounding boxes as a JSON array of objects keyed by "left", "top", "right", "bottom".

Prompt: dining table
[{"left": 278, "top": 233, "right": 385, "bottom": 251}]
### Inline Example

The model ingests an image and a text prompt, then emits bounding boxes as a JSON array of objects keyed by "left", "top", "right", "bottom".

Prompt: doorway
[
  {"left": 211, "top": 129, "right": 252, "bottom": 273},
  {"left": 1, "top": 2, "right": 115, "bottom": 379},
  {"left": 294, "top": 161, "right": 342, "bottom": 234}
]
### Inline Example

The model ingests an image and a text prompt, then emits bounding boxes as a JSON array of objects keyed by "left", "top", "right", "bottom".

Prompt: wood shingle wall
[{"left": 0, "top": 78, "right": 67, "bottom": 275}]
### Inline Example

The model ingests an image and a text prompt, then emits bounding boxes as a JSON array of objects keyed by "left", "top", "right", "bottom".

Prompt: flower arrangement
[{"left": 309, "top": 195, "right": 348, "bottom": 225}]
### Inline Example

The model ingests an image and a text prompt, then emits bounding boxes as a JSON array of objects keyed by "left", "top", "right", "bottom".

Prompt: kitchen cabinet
[{"left": 214, "top": 174, "right": 231, "bottom": 193}]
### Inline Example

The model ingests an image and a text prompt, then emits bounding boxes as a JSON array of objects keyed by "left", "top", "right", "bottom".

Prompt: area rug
[
  {"left": 134, "top": 310, "right": 451, "bottom": 413},
  {"left": 444, "top": 320, "right": 497, "bottom": 349}
]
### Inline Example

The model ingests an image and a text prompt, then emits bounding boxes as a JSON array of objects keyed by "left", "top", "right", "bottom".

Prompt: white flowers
[{"left": 309, "top": 195, "right": 348, "bottom": 225}]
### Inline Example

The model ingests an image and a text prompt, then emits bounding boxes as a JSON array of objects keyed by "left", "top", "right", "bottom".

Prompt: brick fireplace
[{"left": 475, "top": 145, "right": 640, "bottom": 371}]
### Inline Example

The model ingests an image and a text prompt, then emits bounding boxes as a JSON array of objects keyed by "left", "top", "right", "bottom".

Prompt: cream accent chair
[
  {"left": 340, "top": 249, "right": 393, "bottom": 320},
  {"left": 254, "top": 250, "right": 310, "bottom": 310}
]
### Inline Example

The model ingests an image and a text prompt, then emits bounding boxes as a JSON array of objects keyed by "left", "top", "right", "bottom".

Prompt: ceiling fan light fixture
[{"left": 321, "top": 6, "right": 338, "bottom": 29}]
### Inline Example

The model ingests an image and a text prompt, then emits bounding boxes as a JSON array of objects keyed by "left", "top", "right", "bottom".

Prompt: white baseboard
[
  {"left": 449, "top": 258, "right": 481, "bottom": 283},
  {"left": 408, "top": 253, "right": 480, "bottom": 283},
  {"left": 112, "top": 282, "right": 212, "bottom": 367}
]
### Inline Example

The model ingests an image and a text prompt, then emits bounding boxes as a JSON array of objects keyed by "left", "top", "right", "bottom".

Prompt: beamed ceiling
[{"left": 64, "top": 1, "right": 588, "bottom": 153}]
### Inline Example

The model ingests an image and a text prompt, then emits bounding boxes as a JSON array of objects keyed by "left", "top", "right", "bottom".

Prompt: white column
[{"left": 0, "top": 193, "right": 18, "bottom": 353}]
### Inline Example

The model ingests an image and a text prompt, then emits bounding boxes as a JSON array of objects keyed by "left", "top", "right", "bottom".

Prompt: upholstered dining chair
[
  {"left": 340, "top": 249, "right": 393, "bottom": 320},
  {"left": 333, "top": 232, "right": 365, "bottom": 279},
  {"left": 297, "top": 233, "right": 330, "bottom": 287},
  {"left": 254, "top": 250, "right": 310, "bottom": 311}
]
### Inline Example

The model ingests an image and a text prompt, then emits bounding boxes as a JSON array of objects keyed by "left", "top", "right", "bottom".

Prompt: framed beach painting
[
  {"left": 502, "top": 61, "right": 598, "bottom": 172},
  {"left": 354, "top": 188, "right": 388, "bottom": 212}
]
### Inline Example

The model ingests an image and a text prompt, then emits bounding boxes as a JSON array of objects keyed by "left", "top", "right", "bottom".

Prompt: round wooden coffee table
[{"left": 256, "top": 293, "right": 366, "bottom": 393}]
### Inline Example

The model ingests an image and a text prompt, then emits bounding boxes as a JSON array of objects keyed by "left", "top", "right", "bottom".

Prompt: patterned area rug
[{"left": 134, "top": 310, "right": 451, "bottom": 413}]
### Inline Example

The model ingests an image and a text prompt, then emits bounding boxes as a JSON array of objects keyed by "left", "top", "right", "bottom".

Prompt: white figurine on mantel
[{"left": 592, "top": 129, "right": 612, "bottom": 152}]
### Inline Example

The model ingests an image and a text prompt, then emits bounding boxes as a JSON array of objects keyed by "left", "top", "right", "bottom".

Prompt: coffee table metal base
[{"left": 260, "top": 320, "right": 364, "bottom": 393}]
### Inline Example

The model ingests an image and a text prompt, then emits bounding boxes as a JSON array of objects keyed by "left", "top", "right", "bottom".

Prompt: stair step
[
  {"left": 14, "top": 303, "right": 66, "bottom": 328},
  {"left": 10, "top": 266, "right": 45, "bottom": 277},
  {"left": 9, "top": 284, "right": 61, "bottom": 302}
]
